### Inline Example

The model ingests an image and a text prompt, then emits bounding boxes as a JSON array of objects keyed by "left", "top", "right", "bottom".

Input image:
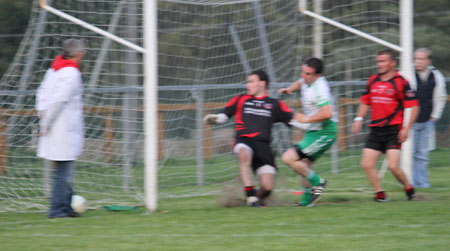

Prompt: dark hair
[
  {"left": 304, "top": 57, "right": 324, "bottom": 74},
  {"left": 249, "top": 69, "right": 270, "bottom": 89},
  {"left": 377, "top": 49, "right": 397, "bottom": 62}
]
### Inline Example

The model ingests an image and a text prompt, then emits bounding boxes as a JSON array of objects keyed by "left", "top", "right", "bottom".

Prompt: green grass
[{"left": 1, "top": 164, "right": 449, "bottom": 250}]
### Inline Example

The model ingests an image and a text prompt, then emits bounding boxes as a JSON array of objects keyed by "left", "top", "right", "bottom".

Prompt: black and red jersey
[
  {"left": 222, "top": 94, "right": 293, "bottom": 143},
  {"left": 361, "top": 72, "right": 418, "bottom": 127}
]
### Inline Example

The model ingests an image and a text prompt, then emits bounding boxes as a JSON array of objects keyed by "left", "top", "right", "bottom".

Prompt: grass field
[{"left": 1, "top": 160, "right": 449, "bottom": 250}]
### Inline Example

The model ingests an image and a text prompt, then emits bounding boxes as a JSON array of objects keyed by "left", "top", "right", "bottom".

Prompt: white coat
[{"left": 36, "top": 66, "right": 84, "bottom": 161}]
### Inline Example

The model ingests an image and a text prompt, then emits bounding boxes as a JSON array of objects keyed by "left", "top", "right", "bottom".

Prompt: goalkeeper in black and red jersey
[{"left": 204, "top": 70, "right": 302, "bottom": 207}]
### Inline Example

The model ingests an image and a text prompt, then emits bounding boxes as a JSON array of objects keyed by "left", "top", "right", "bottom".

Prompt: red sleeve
[
  {"left": 278, "top": 100, "right": 292, "bottom": 113},
  {"left": 225, "top": 95, "right": 240, "bottom": 107},
  {"left": 222, "top": 95, "right": 241, "bottom": 118},
  {"left": 400, "top": 78, "right": 418, "bottom": 108},
  {"left": 276, "top": 100, "right": 293, "bottom": 124}
]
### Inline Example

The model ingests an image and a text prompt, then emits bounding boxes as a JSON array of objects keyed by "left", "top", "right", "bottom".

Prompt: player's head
[
  {"left": 301, "top": 57, "right": 323, "bottom": 85},
  {"left": 246, "top": 70, "right": 269, "bottom": 97},
  {"left": 376, "top": 49, "right": 397, "bottom": 75},
  {"left": 414, "top": 48, "right": 432, "bottom": 72},
  {"left": 63, "top": 39, "right": 85, "bottom": 63}
]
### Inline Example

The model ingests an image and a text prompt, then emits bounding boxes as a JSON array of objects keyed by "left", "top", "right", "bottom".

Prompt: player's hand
[
  {"left": 278, "top": 88, "right": 292, "bottom": 95},
  {"left": 398, "top": 128, "right": 408, "bottom": 143},
  {"left": 294, "top": 113, "right": 308, "bottom": 123},
  {"left": 203, "top": 114, "right": 218, "bottom": 125},
  {"left": 351, "top": 120, "right": 362, "bottom": 134}
]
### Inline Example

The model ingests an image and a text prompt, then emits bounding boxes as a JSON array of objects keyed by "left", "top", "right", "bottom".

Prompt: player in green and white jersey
[{"left": 278, "top": 57, "right": 338, "bottom": 206}]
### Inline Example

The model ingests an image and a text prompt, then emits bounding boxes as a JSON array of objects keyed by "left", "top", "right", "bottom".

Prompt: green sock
[
  {"left": 300, "top": 187, "right": 312, "bottom": 206},
  {"left": 306, "top": 170, "right": 320, "bottom": 186}
]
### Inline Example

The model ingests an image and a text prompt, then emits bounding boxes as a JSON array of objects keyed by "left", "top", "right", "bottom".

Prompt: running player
[{"left": 279, "top": 57, "right": 337, "bottom": 207}]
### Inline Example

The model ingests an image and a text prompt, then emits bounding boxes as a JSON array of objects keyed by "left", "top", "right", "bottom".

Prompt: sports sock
[
  {"left": 404, "top": 185, "right": 414, "bottom": 192},
  {"left": 244, "top": 186, "right": 256, "bottom": 197},
  {"left": 300, "top": 187, "right": 312, "bottom": 205},
  {"left": 375, "top": 191, "right": 386, "bottom": 200},
  {"left": 306, "top": 170, "right": 320, "bottom": 186},
  {"left": 258, "top": 189, "right": 271, "bottom": 200}
]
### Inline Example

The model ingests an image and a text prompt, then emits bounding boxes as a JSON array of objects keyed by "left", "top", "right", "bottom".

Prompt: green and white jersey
[{"left": 299, "top": 76, "right": 338, "bottom": 132}]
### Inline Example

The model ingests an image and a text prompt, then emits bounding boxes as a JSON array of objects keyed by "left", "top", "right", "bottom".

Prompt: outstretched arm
[
  {"left": 203, "top": 113, "right": 229, "bottom": 125},
  {"left": 278, "top": 80, "right": 301, "bottom": 95}
]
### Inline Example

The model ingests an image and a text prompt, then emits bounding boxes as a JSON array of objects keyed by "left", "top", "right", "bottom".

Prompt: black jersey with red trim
[
  {"left": 222, "top": 94, "right": 293, "bottom": 143},
  {"left": 361, "top": 72, "right": 418, "bottom": 127}
]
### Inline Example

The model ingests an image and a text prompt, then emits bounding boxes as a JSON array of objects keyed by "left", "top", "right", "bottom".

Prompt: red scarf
[{"left": 51, "top": 55, "right": 80, "bottom": 71}]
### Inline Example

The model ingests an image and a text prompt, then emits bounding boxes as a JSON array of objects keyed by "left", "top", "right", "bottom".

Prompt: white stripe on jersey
[{"left": 244, "top": 107, "right": 272, "bottom": 117}]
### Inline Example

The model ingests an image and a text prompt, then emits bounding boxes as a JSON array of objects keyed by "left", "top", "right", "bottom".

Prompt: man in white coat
[{"left": 36, "top": 39, "right": 85, "bottom": 218}]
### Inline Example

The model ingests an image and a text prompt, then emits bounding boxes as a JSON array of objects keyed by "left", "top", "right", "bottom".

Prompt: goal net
[{"left": 0, "top": 0, "right": 448, "bottom": 212}]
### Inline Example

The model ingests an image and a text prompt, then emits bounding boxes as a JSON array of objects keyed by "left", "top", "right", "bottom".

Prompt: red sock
[
  {"left": 404, "top": 185, "right": 414, "bottom": 192},
  {"left": 244, "top": 186, "right": 256, "bottom": 197},
  {"left": 375, "top": 191, "right": 386, "bottom": 199}
]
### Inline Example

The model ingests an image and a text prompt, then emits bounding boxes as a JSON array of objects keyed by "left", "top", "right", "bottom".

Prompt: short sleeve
[
  {"left": 221, "top": 95, "right": 241, "bottom": 118},
  {"left": 360, "top": 78, "right": 374, "bottom": 105},
  {"left": 401, "top": 79, "right": 418, "bottom": 108},
  {"left": 315, "top": 79, "right": 332, "bottom": 107}
]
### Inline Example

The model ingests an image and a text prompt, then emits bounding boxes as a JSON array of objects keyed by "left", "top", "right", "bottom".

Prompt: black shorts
[
  {"left": 234, "top": 137, "right": 275, "bottom": 172},
  {"left": 365, "top": 126, "right": 402, "bottom": 153}
]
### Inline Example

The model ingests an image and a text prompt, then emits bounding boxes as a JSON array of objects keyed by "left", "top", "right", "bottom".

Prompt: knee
[
  {"left": 281, "top": 150, "right": 296, "bottom": 166},
  {"left": 261, "top": 181, "right": 273, "bottom": 191},
  {"left": 388, "top": 165, "right": 400, "bottom": 172},
  {"left": 360, "top": 161, "right": 372, "bottom": 171}
]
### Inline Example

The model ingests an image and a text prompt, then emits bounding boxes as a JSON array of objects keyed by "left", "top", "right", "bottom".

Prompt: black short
[
  {"left": 365, "top": 126, "right": 402, "bottom": 153},
  {"left": 234, "top": 137, "right": 275, "bottom": 172}
]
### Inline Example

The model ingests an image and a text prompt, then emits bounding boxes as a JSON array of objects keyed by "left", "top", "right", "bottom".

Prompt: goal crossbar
[{"left": 39, "top": 0, "right": 145, "bottom": 54}]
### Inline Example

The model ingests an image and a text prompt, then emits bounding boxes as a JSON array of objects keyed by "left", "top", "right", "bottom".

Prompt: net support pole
[
  {"left": 122, "top": 1, "right": 139, "bottom": 192},
  {"left": 229, "top": 24, "right": 252, "bottom": 75},
  {"left": 313, "top": 0, "right": 323, "bottom": 59},
  {"left": 194, "top": 90, "right": 205, "bottom": 185},
  {"left": 143, "top": 0, "right": 158, "bottom": 212},
  {"left": 88, "top": 1, "right": 126, "bottom": 89},
  {"left": 331, "top": 85, "right": 339, "bottom": 173},
  {"left": 252, "top": 1, "right": 278, "bottom": 86},
  {"left": 18, "top": 0, "right": 51, "bottom": 97},
  {"left": 43, "top": 160, "right": 52, "bottom": 197},
  {"left": 399, "top": 0, "right": 414, "bottom": 183}
]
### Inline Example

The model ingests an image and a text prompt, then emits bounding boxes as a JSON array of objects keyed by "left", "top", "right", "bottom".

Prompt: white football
[{"left": 71, "top": 195, "right": 87, "bottom": 213}]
